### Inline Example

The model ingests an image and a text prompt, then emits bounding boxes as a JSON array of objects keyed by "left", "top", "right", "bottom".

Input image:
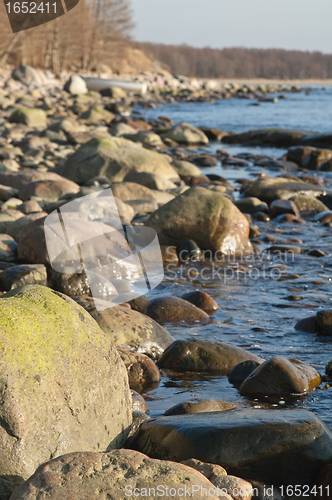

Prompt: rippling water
[{"left": 136, "top": 87, "right": 332, "bottom": 427}]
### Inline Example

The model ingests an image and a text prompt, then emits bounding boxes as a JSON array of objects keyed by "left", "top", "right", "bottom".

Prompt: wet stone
[
  {"left": 239, "top": 356, "right": 321, "bottom": 398},
  {"left": 145, "top": 296, "right": 209, "bottom": 323},
  {"left": 157, "top": 339, "right": 263, "bottom": 375},
  {"left": 228, "top": 360, "right": 262, "bottom": 386},
  {"left": 181, "top": 290, "right": 219, "bottom": 313},
  {"left": 131, "top": 390, "right": 148, "bottom": 413},
  {"left": 164, "top": 399, "right": 239, "bottom": 416}
]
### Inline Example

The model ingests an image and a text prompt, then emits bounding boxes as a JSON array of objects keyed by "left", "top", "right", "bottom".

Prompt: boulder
[
  {"left": 9, "top": 449, "right": 220, "bottom": 500},
  {"left": 73, "top": 296, "right": 174, "bottom": 357},
  {"left": 289, "top": 194, "right": 329, "bottom": 217},
  {"left": 0, "top": 234, "right": 17, "bottom": 261},
  {"left": 0, "top": 264, "right": 47, "bottom": 291},
  {"left": 295, "top": 310, "right": 332, "bottom": 335},
  {"left": 0, "top": 170, "right": 65, "bottom": 191},
  {"left": 80, "top": 105, "right": 114, "bottom": 124},
  {"left": 19, "top": 179, "right": 80, "bottom": 202},
  {"left": 171, "top": 160, "right": 202, "bottom": 178},
  {"left": 6, "top": 212, "right": 47, "bottom": 240},
  {"left": 63, "top": 75, "right": 87, "bottom": 95},
  {"left": 60, "top": 137, "right": 178, "bottom": 185},
  {"left": 17, "top": 225, "right": 49, "bottom": 265},
  {"left": 162, "top": 122, "right": 209, "bottom": 144},
  {"left": 131, "top": 408, "right": 332, "bottom": 486},
  {"left": 181, "top": 290, "right": 219, "bottom": 313},
  {"left": 239, "top": 357, "right": 321, "bottom": 398},
  {"left": 111, "top": 181, "right": 155, "bottom": 201},
  {"left": 20, "top": 200, "right": 43, "bottom": 214},
  {"left": 269, "top": 199, "right": 300, "bottom": 218},
  {"left": 117, "top": 347, "right": 161, "bottom": 390},
  {"left": 287, "top": 146, "right": 332, "bottom": 170},
  {"left": 164, "top": 399, "right": 239, "bottom": 416},
  {"left": 243, "top": 176, "right": 327, "bottom": 204},
  {"left": 222, "top": 129, "right": 308, "bottom": 148},
  {"left": 0, "top": 184, "right": 19, "bottom": 202},
  {"left": 235, "top": 197, "right": 268, "bottom": 215},
  {"left": 49, "top": 271, "right": 91, "bottom": 296},
  {"left": 109, "top": 122, "right": 137, "bottom": 136},
  {"left": 146, "top": 187, "right": 252, "bottom": 254},
  {"left": 145, "top": 296, "right": 210, "bottom": 322},
  {"left": 0, "top": 285, "right": 131, "bottom": 485},
  {"left": 228, "top": 360, "right": 261, "bottom": 386},
  {"left": 11, "top": 66, "right": 45, "bottom": 86},
  {"left": 9, "top": 108, "right": 47, "bottom": 128},
  {"left": 157, "top": 339, "right": 263, "bottom": 374},
  {"left": 124, "top": 170, "right": 177, "bottom": 191},
  {"left": 0, "top": 210, "right": 24, "bottom": 233},
  {"left": 124, "top": 131, "right": 164, "bottom": 147}
]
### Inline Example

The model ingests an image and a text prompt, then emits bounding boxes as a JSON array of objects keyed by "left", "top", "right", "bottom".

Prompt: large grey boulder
[
  {"left": 131, "top": 409, "right": 332, "bottom": 486},
  {"left": 0, "top": 285, "right": 131, "bottom": 484},
  {"left": 146, "top": 186, "right": 252, "bottom": 254},
  {"left": 60, "top": 137, "right": 179, "bottom": 184}
]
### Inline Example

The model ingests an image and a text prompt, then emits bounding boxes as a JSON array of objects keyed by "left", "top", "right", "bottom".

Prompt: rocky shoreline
[{"left": 0, "top": 66, "right": 330, "bottom": 499}]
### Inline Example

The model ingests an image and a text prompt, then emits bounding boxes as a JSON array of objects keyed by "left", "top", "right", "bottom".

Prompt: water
[{"left": 136, "top": 87, "right": 332, "bottom": 428}]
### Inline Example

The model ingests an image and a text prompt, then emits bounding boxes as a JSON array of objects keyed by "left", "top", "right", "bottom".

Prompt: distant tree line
[
  {"left": 137, "top": 42, "right": 332, "bottom": 79},
  {"left": 0, "top": 0, "right": 133, "bottom": 73}
]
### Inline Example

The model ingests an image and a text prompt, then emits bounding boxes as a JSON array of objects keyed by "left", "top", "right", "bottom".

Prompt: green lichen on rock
[
  {"left": 0, "top": 284, "right": 131, "bottom": 484},
  {"left": 9, "top": 108, "right": 47, "bottom": 128}
]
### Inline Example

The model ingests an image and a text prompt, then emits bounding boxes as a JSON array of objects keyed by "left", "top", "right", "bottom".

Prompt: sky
[{"left": 130, "top": 0, "right": 332, "bottom": 53}]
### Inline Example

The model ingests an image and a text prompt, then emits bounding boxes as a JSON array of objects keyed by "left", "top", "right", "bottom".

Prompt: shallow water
[{"left": 137, "top": 88, "right": 332, "bottom": 427}]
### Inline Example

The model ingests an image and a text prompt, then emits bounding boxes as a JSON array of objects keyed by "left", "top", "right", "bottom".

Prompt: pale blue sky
[{"left": 130, "top": 0, "right": 332, "bottom": 53}]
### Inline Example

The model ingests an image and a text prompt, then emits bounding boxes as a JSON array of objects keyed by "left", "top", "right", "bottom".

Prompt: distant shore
[{"left": 215, "top": 78, "right": 332, "bottom": 85}]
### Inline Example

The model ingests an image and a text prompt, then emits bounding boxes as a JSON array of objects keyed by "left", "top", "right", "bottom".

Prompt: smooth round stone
[
  {"left": 295, "top": 315, "right": 317, "bottom": 333},
  {"left": 145, "top": 296, "right": 209, "bottom": 322},
  {"left": 228, "top": 360, "right": 261, "bottom": 385},
  {"left": 178, "top": 239, "right": 202, "bottom": 261},
  {"left": 270, "top": 199, "right": 300, "bottom": 218},
  {"left": 117, "top": 348, "right": 161, "bottom": 391},
  {"left": 268, "top": 245, "right": 301, "bottom": 254},
  {"left": 239, "top": 356, "right": 321, "bottom": 398},
  {"left": 180, "top": 458, "right": 227, "bottom": 479},
  {"left": 308, "top": 249, "right": 326, "bottom": 257},
  {"left": 164, "top": 399, "right": 239, "bottom": 416},
  {"left": 181, "top": 290, "right": 219, "bottom": 313},
  {"left": 316, "top": 310, "right": 332, "bottom": 335},
  {"left": 157, "top": 339, "right": 263, "bottom": 375}
]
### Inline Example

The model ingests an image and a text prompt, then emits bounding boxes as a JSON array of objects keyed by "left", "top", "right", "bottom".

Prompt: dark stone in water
[
  {"left": 131, "top": 408, "right": 332, "bottom": 486},
  {"left": 239, "top": 356, "right": 321, "bottom": 398},
  {"left": 164, "top": 398, "right": 239, "bottom": 416},
  {"left": 316, "top": 310, "right": 332, "bottom": 335},
  {"left": 228, "top": 360, "right": 261, "bottom": 386},
  {"left": 157, "top": 339, "right": 263, "bottom": 375},
  {"left": 181, "top": 290, "right": 219, "bottom": 313},
  {"left": 145, "top": 296, "right": 209, "bottom": 323}
]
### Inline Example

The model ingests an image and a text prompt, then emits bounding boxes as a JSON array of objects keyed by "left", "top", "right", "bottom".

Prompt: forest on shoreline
[{"left": 138, "top": 42, "right": 332, "bottom": 80}]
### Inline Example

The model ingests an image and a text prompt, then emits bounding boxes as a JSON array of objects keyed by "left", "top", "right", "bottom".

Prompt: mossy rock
[
  {"left": 0, "top": 284, "right": 131, "bottom": 487},
  {"left": 60, "top": 137, "right": 179, "bottom": 184},
  {"left": 9, "top": 108, "right": 47, "bottom": 128}
]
